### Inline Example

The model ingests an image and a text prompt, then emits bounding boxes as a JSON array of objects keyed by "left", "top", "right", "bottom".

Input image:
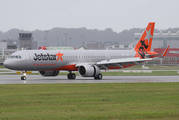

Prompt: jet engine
[
  {"left": 78, "top": 65, "right": 100, "bottom": 77},
  {"left": 39, "top": 71, "right": 59, "bottom": 76}
]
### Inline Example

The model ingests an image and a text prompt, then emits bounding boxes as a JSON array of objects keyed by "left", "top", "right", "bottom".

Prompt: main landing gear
[
  {"left": 94, "top": 73, "right": 103, "bottom": 80},
  {"left": 67, "top": 71, "right": 103, "bottom": 80},
  {"left": 67, "top": 72, "right": 76, "bottom": 79},
  {"left": 21, "top": 71, "right": 27, "bottom": 80}
]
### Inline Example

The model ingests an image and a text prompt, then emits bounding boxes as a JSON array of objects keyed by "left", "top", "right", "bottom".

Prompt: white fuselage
[{"left": 4, "top": 49, "right": 136, "bottom": 71}]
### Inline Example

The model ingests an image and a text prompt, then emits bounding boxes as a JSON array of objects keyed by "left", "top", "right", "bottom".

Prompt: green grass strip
[
  {"left": 0, "top": 83, "right": 179, "bottom": 119},
  {"left": 0, "top": 70, "right": 11, "bottom": 72}
]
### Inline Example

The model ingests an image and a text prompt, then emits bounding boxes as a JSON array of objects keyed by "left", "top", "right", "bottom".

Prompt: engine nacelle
[
  {"left": 39, "top": 71, "right": 59, "bottom": 76},
  {"left": 78, "top": 65, "right": 100, "bottom": 77}
]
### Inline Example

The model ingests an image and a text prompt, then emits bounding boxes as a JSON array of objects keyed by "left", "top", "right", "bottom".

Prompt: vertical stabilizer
[{"left": 134, "top": 22, "right": 155, "bottom": 52}]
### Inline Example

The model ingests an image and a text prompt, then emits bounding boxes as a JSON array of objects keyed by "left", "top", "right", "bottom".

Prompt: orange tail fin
[{"left": 134, "top": 22, "right": 155, "bottom": 52}]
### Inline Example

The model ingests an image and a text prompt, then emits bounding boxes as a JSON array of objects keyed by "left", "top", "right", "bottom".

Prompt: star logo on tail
[
  {"left": 145, "top": 28, "right": 153, "bottom": 43},
  {"left": 55, "top": 52, "right": 64, "bottom": 62}
]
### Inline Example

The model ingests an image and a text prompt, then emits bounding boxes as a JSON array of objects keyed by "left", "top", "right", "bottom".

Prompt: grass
[
  {"left": 0, "top": 83, "right": 179, "bottom": 119},
  {"left": 124, "top": 65, "right": 179, "bottom": 70},
  {"left": 101, "top": 71, "right": 179, "bottom": 76},
  {"left": 0, "top": 65, "right": 5, "bottom": 68},
  {"left": 0, "top": 70, "right": 11, "bottom": 72}
]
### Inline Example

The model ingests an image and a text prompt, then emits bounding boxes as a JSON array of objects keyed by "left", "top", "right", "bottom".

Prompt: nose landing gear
[
  {"left": 21, "top": 76, "right": 26, "bottom": 80},
  {"left": 21, "top": 71, "right": 27, "bottom": 80}
]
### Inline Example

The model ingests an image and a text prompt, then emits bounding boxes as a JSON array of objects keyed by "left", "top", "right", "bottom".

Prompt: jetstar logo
[
  {"left": 55, "top": 52, "right": 64, "bottom": 62},
  {"left": 34, "top": 52, "right": 64, "bottom": 61},
  {"left": 34, "top": 53, "right": 56, "bottom": 61}
]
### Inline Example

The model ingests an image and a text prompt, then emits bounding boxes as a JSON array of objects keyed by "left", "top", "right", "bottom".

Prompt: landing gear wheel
[
  {"left": 67, "top": 73, "right": 76, "bottom": 79},
  {"left": 67, "top": 73, "right": 72, "bottom": 79},
  {"left": 21, "top": 76, "right": 26, "bottom": 80},
  {"left": 71, "top": 73, "right": 76, "bottom": 79},
  {"left": 94, "top": 73, "right": 103, "bottom": 80}
]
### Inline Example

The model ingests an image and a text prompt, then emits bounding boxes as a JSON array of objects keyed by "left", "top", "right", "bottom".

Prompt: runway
[{"left": 0, "top": 75, "right": 179, "bottom": 84}]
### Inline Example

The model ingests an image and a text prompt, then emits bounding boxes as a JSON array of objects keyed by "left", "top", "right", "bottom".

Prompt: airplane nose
[
  {"left": 3, "top": 59, "right": 14, "bottom": 69},
  {"left": 3, "top": 60, "right": 9, "bottom": 68}
]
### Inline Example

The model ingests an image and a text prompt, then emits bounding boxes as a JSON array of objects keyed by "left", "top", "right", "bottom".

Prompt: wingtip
[{"left": 162, "top": 46, "right": 170, "bottom": 57}]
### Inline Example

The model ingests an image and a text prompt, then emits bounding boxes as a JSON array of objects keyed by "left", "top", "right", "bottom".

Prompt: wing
[
  {"left": 76, "top": 57, "right": 153, "bottom": 70},
  {"left": 95, "top": 57, "right": 152, "bottom": 70},
  {"left": 96, "top": 46, "right": 169, "bottom": 70}
]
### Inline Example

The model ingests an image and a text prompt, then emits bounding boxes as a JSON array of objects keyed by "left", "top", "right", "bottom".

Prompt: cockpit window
[
  {"left": 9, "top": 56, "right": 15, "bottom": 58},
  {"left": 8, "top": 55, "right": 22, "bottom": 59}
]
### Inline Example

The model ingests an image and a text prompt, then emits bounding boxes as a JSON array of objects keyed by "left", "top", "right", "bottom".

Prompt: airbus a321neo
[{"left": 3, "top": 22, "right": 169, "bottom": 80}]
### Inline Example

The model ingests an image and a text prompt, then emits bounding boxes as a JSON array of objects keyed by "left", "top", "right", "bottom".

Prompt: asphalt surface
[{"left": 0, "top": 75, "right": 179, "bottom": 84}]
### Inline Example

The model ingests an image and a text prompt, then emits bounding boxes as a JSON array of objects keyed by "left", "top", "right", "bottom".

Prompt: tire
[
  {"left": 71, "top": 73, "right": 76, "bottom": 79},
  {"left": 67, "top": 73, "right": 76, "bottom": 79},
  {"left": 67, "top": 74, "right": 72, "bottom": 79},
  {"left": 98, "top": 73, "right": 102, "bottom": 80},
  {"left": 21, "top": 76, "right": 26, "bottom": 80},
  {"left": 94, "top": 73, "right": 102, "bottom": 80}
]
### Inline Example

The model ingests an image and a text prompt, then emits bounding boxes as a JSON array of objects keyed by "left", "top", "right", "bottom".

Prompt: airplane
[{"left": 3, "top": 22, "right": 169, "bottom": 80}]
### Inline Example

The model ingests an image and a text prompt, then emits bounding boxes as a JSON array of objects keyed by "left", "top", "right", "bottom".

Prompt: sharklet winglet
[{"left": 160, "top": 46, "right": 170, "bottom": 57}]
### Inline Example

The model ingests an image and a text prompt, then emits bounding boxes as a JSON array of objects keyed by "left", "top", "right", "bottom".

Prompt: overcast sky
[{"left": 0, "top": 0, "right": 178, "bottom": 32}]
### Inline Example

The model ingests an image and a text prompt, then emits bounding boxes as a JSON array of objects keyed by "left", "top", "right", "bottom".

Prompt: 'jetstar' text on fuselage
[{"left": 34, "top": 53, "right": 56, "bottom": 61}]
